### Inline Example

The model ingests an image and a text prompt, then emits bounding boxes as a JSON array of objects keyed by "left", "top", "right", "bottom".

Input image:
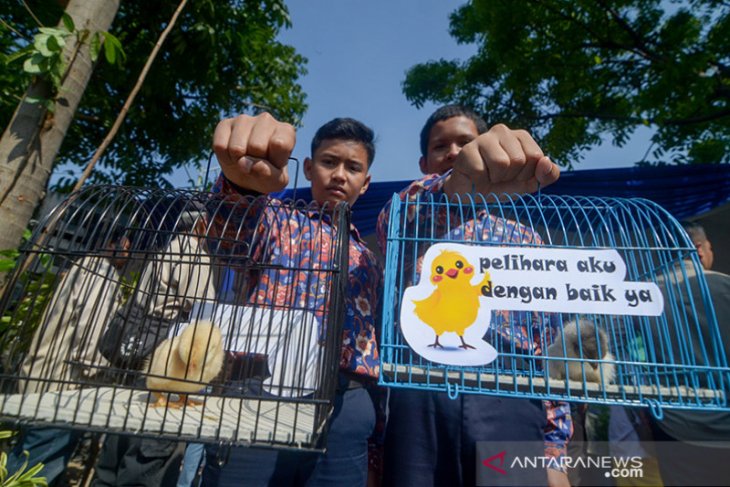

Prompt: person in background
[
  {"left": 376, "top": 105, "right": 572, "bottom": 487},
  {"left": 684, "top": 221, "right": 714, "bottom": 271},
  {"left": 647, "top": 222, "right": 728, "bottom": 486},
  {"left": 8, "top": 229, "right": 130, "bottom": 486},
  {"left": 609, "top": 221, "right": 728, "bottom": 487}
]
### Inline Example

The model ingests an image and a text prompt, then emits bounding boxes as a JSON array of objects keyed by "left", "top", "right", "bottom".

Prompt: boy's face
[
  {"left": 304, "top": 138, "right": 371, "bottom": 207},
  {"left": 420, "top": 115, "right": 480, "bottom": 175}
]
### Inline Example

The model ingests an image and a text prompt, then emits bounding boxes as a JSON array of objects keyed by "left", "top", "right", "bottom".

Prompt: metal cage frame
[
  {"left": 379, "top": 192, "right": 730, "bottom": 418},
  {"left": 0, "top": 185, "right": 350, "bottom": 450}
]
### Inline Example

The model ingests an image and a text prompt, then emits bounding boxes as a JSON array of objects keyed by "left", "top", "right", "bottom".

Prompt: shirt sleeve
[
  {"left": 209, "top": 174, "right": 274, "bottom": 265},
  {"left": 544, "top": 400, "right": 573, "bottom": 473},
  {"left": 376, "top": 173, "right": 446, "bottom": 255}
]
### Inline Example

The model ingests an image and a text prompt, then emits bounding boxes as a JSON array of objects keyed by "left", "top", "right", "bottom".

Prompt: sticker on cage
[{"left": 399, "top": 243, "right": 663, "bottom": 367}]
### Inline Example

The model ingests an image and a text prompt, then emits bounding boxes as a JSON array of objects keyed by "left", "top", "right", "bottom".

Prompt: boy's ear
[
  {"left": 419, "top": 156, "right": 428, "bottom": 174},
  {"left": 303, "top": 157, "right": 313, "bottom": 181},
  {"left": 359, "top": 173, "right": 371, "bottom": 196}
]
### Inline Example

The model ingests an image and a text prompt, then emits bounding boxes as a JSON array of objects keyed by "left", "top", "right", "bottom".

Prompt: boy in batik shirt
[
  {"left": 376, "top": 105, "right": 571, "bottom": 487},
  {"left": 205, "top": 115, "right": 382, "bottom": 486}
]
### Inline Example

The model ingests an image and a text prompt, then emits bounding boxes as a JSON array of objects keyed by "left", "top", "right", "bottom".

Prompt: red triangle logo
[{"left": 482, "top": 450, "right": 507, "bottom": 475}]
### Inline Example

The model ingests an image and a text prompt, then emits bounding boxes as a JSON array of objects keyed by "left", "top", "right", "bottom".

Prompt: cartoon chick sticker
[{"left": 402, "top": 248, "right": 499, "bottom": 366}]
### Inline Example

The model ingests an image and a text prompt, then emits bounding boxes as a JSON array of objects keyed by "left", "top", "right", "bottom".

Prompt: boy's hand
[
  {"left": 443, "top": 123, "right": 559, "bottom": 198},
  {"left": 213, "top": 112, "right": 296, "bottom": 194}
]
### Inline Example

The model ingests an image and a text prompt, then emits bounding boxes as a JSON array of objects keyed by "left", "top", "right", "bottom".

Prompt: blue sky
[{"left": 265, "top": 0, "right": 650, "bottom": 189}]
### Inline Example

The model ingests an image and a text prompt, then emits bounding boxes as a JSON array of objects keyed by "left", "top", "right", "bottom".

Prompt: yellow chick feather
[{"left": 145, "top": 320, "right": 224, "bottom": 408}]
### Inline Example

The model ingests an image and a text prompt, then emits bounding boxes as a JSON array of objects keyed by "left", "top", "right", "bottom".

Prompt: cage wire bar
[
  {"left": 379, "top": 192, "right": 730, "bottom": 417},
  {"left": 0, "top": 185, "right": 350, "bottom": 450}
]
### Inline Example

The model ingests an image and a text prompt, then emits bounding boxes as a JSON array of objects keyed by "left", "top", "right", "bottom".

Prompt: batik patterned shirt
[
  {"left": 212, "top": 176, "right": 383, "bottom": 380},
  {"left": 376, "top": 172, "right": 573, "bottom": 469}
]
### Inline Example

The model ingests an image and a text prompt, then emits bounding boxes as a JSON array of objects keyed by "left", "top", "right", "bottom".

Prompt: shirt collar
[{"left": 304, "top": 206, "right": 363, "bottom": 243}]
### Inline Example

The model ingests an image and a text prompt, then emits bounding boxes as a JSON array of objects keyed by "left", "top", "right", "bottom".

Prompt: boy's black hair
[
  {"left": 419, "top": 105, "right": 489, "bottom": 157},
  {"left": 311, "top": 118, "right": 376, "bottom": 167}
]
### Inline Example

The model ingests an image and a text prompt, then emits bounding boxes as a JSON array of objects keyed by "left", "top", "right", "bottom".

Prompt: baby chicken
[
  {"left": 146, "top": 320, "right": 224, "bottom": 408},
  {"left": 547, "top": 318, "right": 616, "bottom": 386},
  {"left": 413, "top": 250, "right": 490, "bottom": 350}
]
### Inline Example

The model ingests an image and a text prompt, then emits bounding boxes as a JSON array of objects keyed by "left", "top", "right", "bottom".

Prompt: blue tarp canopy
[{"left": 278, "top": 164, "right": 730, "bottom": 237}]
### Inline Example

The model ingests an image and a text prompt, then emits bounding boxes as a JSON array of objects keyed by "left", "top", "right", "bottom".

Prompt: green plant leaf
[
  {"left": 0, "top": 257, "right": 18, "bottom": 272},
  {"left": 22, "top": 54, "right": 46, "bottom": 75},
  {"left": 16, "top": 460, "right": 46, "bottom": 482},
  {"left": 90, "top": 32, "right": 101, "bottom": 62},
  {"left": 1, "top": 453, "right": 7, "bottom": 483},
  {"left": 47, "top": 34, "right": 64, "bottom": 53},
  {"left": 101, "top": 31, "right": 126, "bottom": 65},
  {"left": 61, "top": 13, "right": 75, "bottom": 33},
  {"left": 38, "top": 27, "right": 66, "bottom": 37},
  {"left": 401, "top": 0, "right": 730, "bottom": 166},
  {"left": 103, "top": 34, "right": 116, "bottom": 65},
  {"left": 0, "top": 430, "right": 14, "bottom": 440},
  {"left": 33, "top": 34, "right": 53, "bottom": 57},
  {"left": 43, "top": 98, "right": 55, "bottom": 113}
]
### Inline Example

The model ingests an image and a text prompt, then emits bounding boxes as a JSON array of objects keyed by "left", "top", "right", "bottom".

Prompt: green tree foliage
[
  {"left": 402, "top": 0, "right": 730, "bottom": 167},
  {"left": 1, "top": 0, "right": 307, "bottom": 189}
]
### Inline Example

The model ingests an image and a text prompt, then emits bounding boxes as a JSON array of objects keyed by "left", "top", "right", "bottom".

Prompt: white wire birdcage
[
  {"left": 0, "top": 185, "right": 349, "bottom": 450},
  {"left": 379, "top": 191, "right": 730, "bottom": 419}
]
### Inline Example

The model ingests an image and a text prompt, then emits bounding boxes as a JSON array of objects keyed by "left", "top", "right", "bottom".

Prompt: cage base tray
[
  {"left": 0, "top": 387, "right": 326, "bottom": 449},
  {"left": 382, "top": 363, "right": 726, "bottom": 406}
]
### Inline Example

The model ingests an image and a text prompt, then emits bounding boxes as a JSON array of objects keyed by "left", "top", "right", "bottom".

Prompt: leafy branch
[{"left": 7, "top": 13, "right": 125, "bottom": 113}]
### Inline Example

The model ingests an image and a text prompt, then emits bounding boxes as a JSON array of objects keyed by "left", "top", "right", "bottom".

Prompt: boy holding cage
[
  {"left": 376, "top": 105, "right": 571, "bottom": 487},
  {"left": 203, "top": 115, "right": 383, "bottom": 486}
]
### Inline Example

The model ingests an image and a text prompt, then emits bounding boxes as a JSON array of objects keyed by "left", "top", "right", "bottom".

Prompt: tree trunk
[{"left": 0, "top": 0, "right": 120, "bottom": 254}]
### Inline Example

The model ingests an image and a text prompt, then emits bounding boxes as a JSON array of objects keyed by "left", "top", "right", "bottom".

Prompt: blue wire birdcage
[{"left": 379, "top": 191, "right": 730, "bottom": 418}]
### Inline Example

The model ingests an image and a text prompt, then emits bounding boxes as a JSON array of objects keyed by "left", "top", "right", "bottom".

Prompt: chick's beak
[{"left": 446, "top": 268, "right": 459, "bottom": 279}]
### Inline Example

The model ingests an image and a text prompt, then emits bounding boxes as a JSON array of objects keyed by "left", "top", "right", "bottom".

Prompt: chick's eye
[
  {"left": 435, "top": 265, "right": 444, "bottom": 274},
  {"left": 455, "top": 260, "right": 463, "bottom": 269}
]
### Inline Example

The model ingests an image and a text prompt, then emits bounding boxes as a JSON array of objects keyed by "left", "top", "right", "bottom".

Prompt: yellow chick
[
  {"left": 413, "top": 250, "right": 490, "bottom": 349},
  {"left": 146, "top": 320, "right": 224, "bottom": 408}
]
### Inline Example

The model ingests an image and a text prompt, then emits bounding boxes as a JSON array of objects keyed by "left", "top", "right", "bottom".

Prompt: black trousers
[
  {"left": 92, "top": 434, "right": 185, "bottom": 487},
  {"left": 383, "top": 389, "right": 547, "bottom": 487}
]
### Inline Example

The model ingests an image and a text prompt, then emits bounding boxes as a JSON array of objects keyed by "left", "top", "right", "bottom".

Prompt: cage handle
[
  {"left": 466, "top": 177, "right": 544, "bottom": 204},
  {"left": 446, "top": 380, "right": 460, "bottom": 400},
  {"left": 203, "top": 151, "right": 215, "bottom": 189},
  {"left": 289, "top": 157, "right": 300, "bottom": 201},
  {"left": 216, "top": 440, "right": 232, "bottom": 467},
  {"left": 646, "top": 399, "right": 664, "bottom": 420}
]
